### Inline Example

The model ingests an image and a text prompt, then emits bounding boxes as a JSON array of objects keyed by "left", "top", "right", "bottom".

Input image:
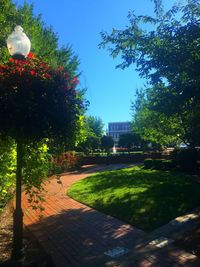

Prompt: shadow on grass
[{"left": 68, "top": 168, "right": 200, "bottom": 231}]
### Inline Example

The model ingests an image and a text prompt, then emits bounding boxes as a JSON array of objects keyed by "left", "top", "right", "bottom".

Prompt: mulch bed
[{"left": 0, "top": 202, "right": 55, "bottom": 267}]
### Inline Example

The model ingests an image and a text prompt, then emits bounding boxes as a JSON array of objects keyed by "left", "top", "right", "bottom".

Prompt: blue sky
[{"left": 16, "top": 0, "right": 175, "bottom": 130}]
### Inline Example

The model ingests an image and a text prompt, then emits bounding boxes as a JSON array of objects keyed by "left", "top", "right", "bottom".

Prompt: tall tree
[
  {"left": 100, "top": 0, "right": 200, "bottom": 146},
  {"left": 118, "top": 133, "right": 140, "bottom": 150},
  {"left": 131, "top": 89, "right": 184, "bottom": 147},
  {"left": 101, "top": 135, "right": 114, "bottom": 155},
  {"left": 76, "top": 116, "right": 104, "bottom": 153},
  {"left": 86, "top": 116, "right": 104, "bottom": 138}
]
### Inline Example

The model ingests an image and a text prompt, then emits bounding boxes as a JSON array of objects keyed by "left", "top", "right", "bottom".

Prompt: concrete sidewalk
[{"left": 22, "top": 164, "right": 200, "bottom": 267}]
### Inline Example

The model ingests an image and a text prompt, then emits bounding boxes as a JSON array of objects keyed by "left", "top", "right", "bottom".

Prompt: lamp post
[{"left": 7, "top": 26, "right": 31, "bottom": 265}]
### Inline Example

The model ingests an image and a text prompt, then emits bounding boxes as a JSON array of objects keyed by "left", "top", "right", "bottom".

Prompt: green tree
[
  {"left": 78, "top": 136, "right": 100, "bottom": 154},
  {"left": 86, "top": 116, "right": 104, "bottom": 138},
  {"left": 118, "top": 133, "right": 140, "bottom": 150},
  {"left": 101, "top": 135, "right": 114, "bottom": 155},
  {"left": 100, "top": 0, "right": 200, "bottom": 146},
  {"left": 76, "top": 116, "right": 104, "bottom": 153},
  {"left": 131, "top": 90, "right": 184, "bottom": 148}
]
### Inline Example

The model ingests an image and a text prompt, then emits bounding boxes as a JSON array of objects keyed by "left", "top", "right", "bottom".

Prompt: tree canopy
[
  {"left": 100, "top": 0, "right": 200, "bottom": 146},
  {"left": 131, "top": 89, "right": 184, "bottom": 147},
  {"left": 75, "top": 116, "right": 104, "bottom": 153},
  {"left": 86, "top": 116, "right": 104, "bottom": 138},
  {"left": 118, "top": 133, "right": 140, "bottom": 149},
  {"left": 101, "top": 135, "right": 114, "bottom": 154}
]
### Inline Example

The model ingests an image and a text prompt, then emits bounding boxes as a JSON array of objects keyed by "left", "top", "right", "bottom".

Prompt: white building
[{"left": 107, "top": 122, "right": 131, "bottom": 145}]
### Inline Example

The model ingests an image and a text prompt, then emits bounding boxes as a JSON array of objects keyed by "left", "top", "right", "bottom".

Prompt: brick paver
[{"left": 22, "top": 164, "right": 200, "bottom": 267}]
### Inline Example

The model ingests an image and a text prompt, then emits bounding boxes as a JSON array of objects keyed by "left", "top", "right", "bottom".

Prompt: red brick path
[
  {"left": 22, "top": 165, "right": 200, "bottom": 267},
  {"left": 22, "top": 165, "right": 145, "bottom": 266}
]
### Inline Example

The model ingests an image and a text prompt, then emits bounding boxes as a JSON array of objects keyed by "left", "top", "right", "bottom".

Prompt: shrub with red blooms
[
  {"left": 0, "top": 52, "right": 82, "bottom": 143},
  {"left": 52, "top": 152, "right": 82, "bottom": 173}
]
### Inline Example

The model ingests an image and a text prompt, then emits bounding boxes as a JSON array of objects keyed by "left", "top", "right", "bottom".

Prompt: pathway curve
[{"left": 22, "top": 164, "right": 200, "bottom": 267}]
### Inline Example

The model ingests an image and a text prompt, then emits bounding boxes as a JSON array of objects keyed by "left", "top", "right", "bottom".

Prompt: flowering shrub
[
  {"left": 51, "top": 152, "right": 82, "bottom": 174},
  {"left": 0, "top": 53, "right": 85, "bottom": 210},
  {"left": 0, "top": 52, "right": 82, "bottom": 142}
]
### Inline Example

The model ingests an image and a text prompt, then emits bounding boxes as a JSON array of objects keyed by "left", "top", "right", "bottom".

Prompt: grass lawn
[{"left": 67, "top": 166, "right": 200, "bottom": 232}]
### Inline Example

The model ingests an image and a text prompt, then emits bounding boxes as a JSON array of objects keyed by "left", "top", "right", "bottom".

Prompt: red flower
[
  {"left": 22, "top": 60, "right": 29, "bottom": 66},
  {"left": 27, "top": 52, "right": 36, "bottom": 59},
  {"left": 9, "top": 58, "right": 15, "bottom": 63},
  {"left": 30, "top": 70, "right": 35, "bottom": 76},
  {"left": 71, "top": 76, "right": 79, "bottom": 85},
  {"left": 64, "top": 72, "right": 70, "bottom": 79},
  {"left": 1, "top": 65, "right": 8, "bottom": 70},
  {"left": 44, "top": 73, "right": 51, "bottom": 79},
  {"left": 58, "top": 66, "right": 64, "bottom": 72},
  {"left": 16, "top": 66, "right": 22, "bottom": 72}
]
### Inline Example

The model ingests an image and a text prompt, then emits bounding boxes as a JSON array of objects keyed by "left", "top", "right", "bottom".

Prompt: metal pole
[{"left": 12, "top": 141, "right": 23, "bottom": 266}]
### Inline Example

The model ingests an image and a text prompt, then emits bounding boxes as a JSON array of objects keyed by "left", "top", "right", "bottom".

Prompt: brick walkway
[{"left": 22, "top": 164, "right": 200, "bottom": 267}]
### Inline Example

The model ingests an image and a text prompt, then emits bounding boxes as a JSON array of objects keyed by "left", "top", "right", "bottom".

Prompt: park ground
[{"left": 1, "top": 164, "right": 200, "bottom": 267}]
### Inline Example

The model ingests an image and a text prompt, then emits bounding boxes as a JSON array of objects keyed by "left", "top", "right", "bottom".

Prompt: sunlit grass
[{"left": 67, "top": 166, "right": 200, "bottom": 231}]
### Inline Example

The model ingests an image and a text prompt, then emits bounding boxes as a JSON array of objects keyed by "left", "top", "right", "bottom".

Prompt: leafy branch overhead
[{"left": 100, "top": 0, "right": 200, "bottom": 146}]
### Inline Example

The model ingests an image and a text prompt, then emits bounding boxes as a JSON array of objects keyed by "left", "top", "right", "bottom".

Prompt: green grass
[{"left": 67, "top": 166, "right": 200, "bottom": 231}]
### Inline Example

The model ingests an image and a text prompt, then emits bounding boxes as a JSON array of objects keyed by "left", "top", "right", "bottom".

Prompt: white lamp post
[
  {"left": 7, "top": 25, "right": 31, "bottom": 59},
  {"left": 7, "top": 26, "right": 31, "bottom": 264}
]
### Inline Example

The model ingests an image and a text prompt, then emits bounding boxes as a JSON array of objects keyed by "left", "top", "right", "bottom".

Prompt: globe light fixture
[{"left": 7, "top": 25, "right": 31, "bottom": 58}]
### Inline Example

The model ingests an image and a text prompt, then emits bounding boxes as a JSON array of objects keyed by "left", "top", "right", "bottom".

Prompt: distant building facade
[{"left": 107, "top": 122, "right": 131, "bottom": 145}]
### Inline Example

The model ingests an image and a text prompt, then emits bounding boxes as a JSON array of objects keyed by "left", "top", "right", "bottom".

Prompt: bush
[
  {"left": 144, "top": 158, "right": 153, "bottom": 169},
  {"left": 145, "top": 149, "right": 198, "bottom": 172},
  {"left": 196, "top": 148, "right": 200, "bottom": 160},
  {"left": 144, "top": 158, "right": 176, "bottom": 171},
  {"left": 162, "top": 160, "right": 176, "bottom": 170},
  {"left": 176, "top": 148, "right": 198, "bottom": 172},
  {"left": 144, "top": 158, "right": 163, "bottom": 170},
  {"left": 152, "top": 159, "right": 164, "bottom": 170},
  {"left": 81, "top": 153, "right": 146, "bottom": 165},
  {"left": 51, "top": 152, "right": 82, "bottom": 174},
  {"left": 171, "top": 148, "right": 180, "bottom": 164}
]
